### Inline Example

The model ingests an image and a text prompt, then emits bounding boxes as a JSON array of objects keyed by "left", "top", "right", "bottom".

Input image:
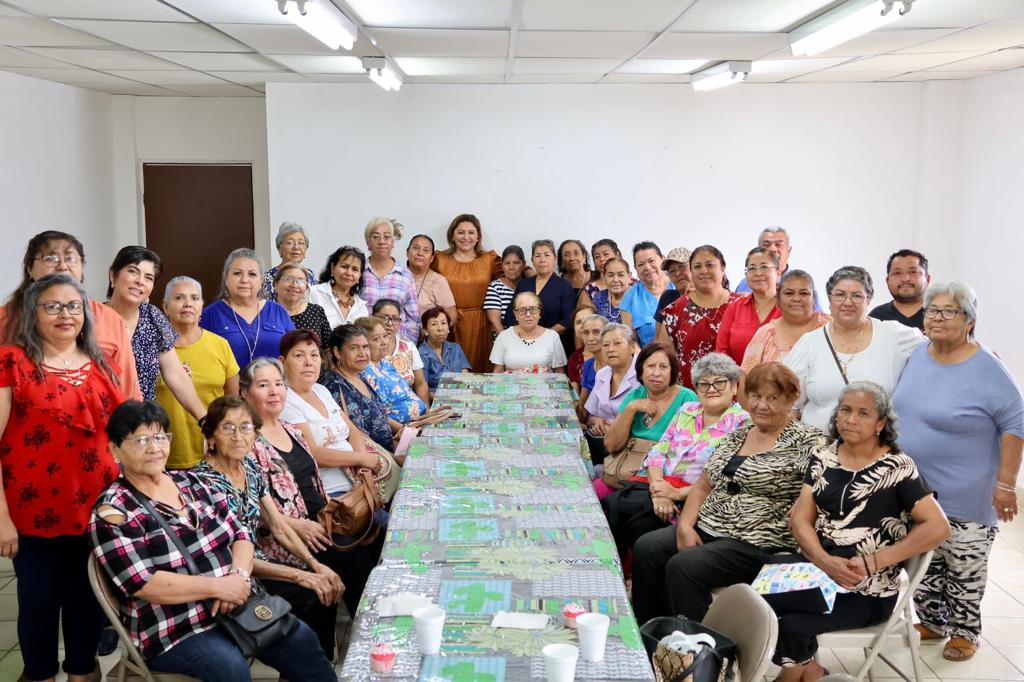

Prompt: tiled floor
[{"left": 0, "top": 519, "right": 1021, "bottom": 681}]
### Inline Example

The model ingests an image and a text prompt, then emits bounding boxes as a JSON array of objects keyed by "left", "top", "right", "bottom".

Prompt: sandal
[
  {"left": 914, "top": 623, "right": 945, "bottom": 641},
  {"left": 943, "top": 638, "right": 978, "bottom": 661}
]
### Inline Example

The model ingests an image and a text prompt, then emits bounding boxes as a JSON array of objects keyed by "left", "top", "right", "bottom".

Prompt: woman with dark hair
[
  {"left": 371, "top": 298, "right": 430, "bottom": 406},
  {"left": 484, "top": 244, "right": 526, "bottom": 340},
  {"left": 418, "top": 307, "right": 472, "bottom": 396},
  {"left": 557, "top": 239, "right": 591, "bottom": 298},
  {"left": 354, "top": 317, "right": 426, "bottom": 422},
  {"left": 274, "top": 262, "right": 332, "bottom": 352},
  {"left": 107, "top": 246, "right": 206, "bottom": 418},
  {"left": 0, "top": 273, "right": 124, "bottom": 682},
  {"left": 406, "top": 234, "right": 457, "bottom": 324},
  {"left": 658, "top": 245, "right": 742, "bottom": 388},
  {"left": 503, "top": 240, "right": 576, "bottom": 357},
  {"left": 192, "top": 396, "right": 344, "bottom": 658},
  {"left": 715, "top": 247, "right": 782, "bottom": 364},
  {"left": 91, "top": 400, "right": 336, "bottom": 681},
  {"left": 587, "top": 256, "right": 630, "bottom": 325},
  {"left": 0, "top": 230, "right": 141, "bottom": 400},
  {"left": 308, "top": 246, "right": 370, "bottom": 329},
  {"left": 432, "top": 213, "right": 503, "bottom": 372},
  {"left": 621, "top": 241, "right": 673, "bottom": 347},
  {"left": 580, "top": 238, "right": 630, "bottom": 302},
  {"left": 742, "top": 269, "right": 829, "bottom": 373}
]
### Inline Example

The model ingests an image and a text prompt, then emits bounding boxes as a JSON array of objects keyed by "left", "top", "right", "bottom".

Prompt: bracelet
[
  {"left": 997, "top": 482, "right": 1017, "bottom": 492},
  {"left": 860, "top": 555, "right": 870, "bottom": 574},
  {"left": 871, "top": 553, "right": 880, "bottom": 574}
]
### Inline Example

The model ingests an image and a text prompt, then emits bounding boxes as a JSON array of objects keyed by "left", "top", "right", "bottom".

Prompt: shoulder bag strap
[
  {"left": 822, "top": 326, "right": 849, "bottom": 385},
  {"left": 121, "top": 477, "right": 202, "bottom": 576}
]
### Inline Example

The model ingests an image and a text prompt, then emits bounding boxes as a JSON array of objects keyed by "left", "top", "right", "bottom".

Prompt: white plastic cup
[
  {"left": 576, "top": 612, "right": 610, "bottom": 662},
  {"left": 543, "top": 643, "right": 579, "bottom": 682},
  {"left": 412, "top": 605, "right": 446, "bottom": 654}
]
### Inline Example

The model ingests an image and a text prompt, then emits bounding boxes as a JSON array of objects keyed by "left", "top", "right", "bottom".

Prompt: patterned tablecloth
[{"left": 340, "top": 373, "right": 654, "bottom": 681}]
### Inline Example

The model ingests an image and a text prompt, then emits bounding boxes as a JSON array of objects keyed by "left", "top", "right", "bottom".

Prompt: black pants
[
  {"left": 601, "top": 482, "right": 670, "bottom": 562},
  {"left": 773, "top": 591, "right": 896, "bottom": 666},
  {"left": 13, "top": 533, "right": 102, "bottom": 680},
  {"left": 631, "top": 525, "right": 786, "bottom": 624},
  {"left": 585, "top": 433, "right": 608, "bottom": 467},
  {"left": 262, "top": 577, "right": 339, "bottom": 659}
]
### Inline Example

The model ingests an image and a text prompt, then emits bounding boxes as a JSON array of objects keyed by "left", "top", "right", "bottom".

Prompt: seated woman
[
  {"left": 775, "top": 382, "right": 949, "bottom": 682},
  {"left": 372, "top": 298, "right": 430, "bottom": 407},
  {"left": 490, "top": 291, "right": 568, "bottom": 373},
  {"left": 582, "top": 323, "right": 640, "bottom": 463},
  {"left": 355, "top": 316, "right": 427, "bottom": 422},
  {"left": 603, "top": 353, "right": 749, "bottom": 560},
  {"left": 193, "top": 396, "right": 344, "bottom": 658},
  {"left": 567, "top": 304, "right": 598, "bottom": 389},
  {"left": 574, "top": 313, "right": 609, "bottom": 415},
  {"left": 595, "top": 343, "right": 697, "bottom": 498},
  {"left": 631, "top": 362, "right": 828, "bottom": 625},
  {"left": 90, "top": 401, "right": 336, "bottom": 682},
  {"left": 241, "top": 358, "right": 382, "bottom": 620},
  {"left": 417, "top": 306, "right": 472, "bottom": 397}
]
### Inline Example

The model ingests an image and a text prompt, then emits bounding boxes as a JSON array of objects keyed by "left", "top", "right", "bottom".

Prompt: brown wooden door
[{"left": 142, "top": 163, "right": 254, "bottom": 306}]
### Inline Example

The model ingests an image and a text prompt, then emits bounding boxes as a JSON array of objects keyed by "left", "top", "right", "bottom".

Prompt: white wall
[{"left": 0, "top": 72, "right": 117, "bottom": 300}]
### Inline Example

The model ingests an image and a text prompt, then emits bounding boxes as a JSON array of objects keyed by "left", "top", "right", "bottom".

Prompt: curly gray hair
[
  {"left": 924, "top": 281, "right": 978, "bottom": 338},
  {"left": 827, "top": 381, "right": 899, "bottom": 449},
  {"left": 825, "top": 265, "right": 874, "bottom": 301},
  {"left": 691, "top": 352, "right": 742, "bottom": 386},
  {"left": 275, "top": 221, "right": 308, "bottom": 251}
]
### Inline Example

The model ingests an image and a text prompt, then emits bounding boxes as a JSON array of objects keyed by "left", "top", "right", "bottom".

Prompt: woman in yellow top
[{"left": 156, "top": 276, "right": 239, "bottom": 468}]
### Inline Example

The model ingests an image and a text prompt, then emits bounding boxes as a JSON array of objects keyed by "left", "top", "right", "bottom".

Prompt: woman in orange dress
[{"left": 431, "top": 214, "right": 501, "bottom": 372}]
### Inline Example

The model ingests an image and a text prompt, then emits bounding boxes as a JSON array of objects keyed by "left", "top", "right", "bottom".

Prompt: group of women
[{"left": 0, "top": 219, "right": 1019, "bottom": 682}]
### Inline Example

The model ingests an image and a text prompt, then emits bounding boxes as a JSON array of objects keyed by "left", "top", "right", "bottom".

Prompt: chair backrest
[
  {"left": 87, "top": 553, "right": 157, "bottom": 681},
  {"left": 901, "top": 549, "right": 933, "bottom": 591},
  {"left": 702, "top": 583, "right": 779, "bottom": 682}
]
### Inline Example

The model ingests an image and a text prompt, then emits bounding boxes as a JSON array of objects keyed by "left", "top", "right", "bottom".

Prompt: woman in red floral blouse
[{"left": 0, "top": 273, "right": 124, "bottom": 682}]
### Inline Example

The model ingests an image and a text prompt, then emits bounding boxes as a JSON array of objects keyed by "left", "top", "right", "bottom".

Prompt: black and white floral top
[{"left": 807, "top": 443, "right": 932, "bottom": 597}]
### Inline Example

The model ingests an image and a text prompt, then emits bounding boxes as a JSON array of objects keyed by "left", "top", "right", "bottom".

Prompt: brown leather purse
[
  {"left": 602, "top": 437, "right": 656, "bottom": 489},
  {"left": 317, "top": 463, "right": 389, "bottom": 551}
]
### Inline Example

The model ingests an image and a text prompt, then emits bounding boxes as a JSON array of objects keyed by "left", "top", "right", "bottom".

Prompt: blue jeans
[{"left": 149, "top": 621, "right": 336, "bottom": 682}]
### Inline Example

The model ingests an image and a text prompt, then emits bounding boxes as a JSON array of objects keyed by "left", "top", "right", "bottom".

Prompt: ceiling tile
[
  {"left": 164, "top": 84, "right": 262, "bottom": 96},
  {"left": 673, "top": 0, "right": 833, "bottom": 32},
  {"left": 897, "top": 16, "right": 1024, "bottom": 54},
  {"left": 515, "top": 31, "right": 653, "bottom": 58},
  {"left": 829, "top": 52, "right": 986, "bottom": 72},
  {"left": 924, "top": 48, "right": 1024, "bottom": 71},
  {"left": 394, "top": 56, "right": 506, "bottom": 75},
  {"left": 0, "top": 5, "right": 29, "bottom": 17},
  {"left": 161, "top": 0, "right": 292, "bottom": 25},
  {"left": 213, "top": 23, "right": 378, "bottom": 56},
  {"left": 209, "top": 70, "right": 312, "bottom": 84},
  {"left": 888, "top": 0, "right": 1024, "bottom": 30},
  {"left": 408, "top": 74, "right": 505, "bottom": 83},
  {"left": 0, "top": 17, "right": 112, "bottom": 46},
  {"left": 506, "top": 73, "right": 598, "bottom": 83},
  {"left": 303, "top": 74, "right": 367, "bottom": 82},
  {"left": 811, "top": 28, "right": 962, "bottom": 57},
  {"left": 106, "top": 69, "right": 227, "bottom": 85},
  {"left": 347, "top": 0, "right": 513, "bottom": 28},
  {"left": 885, "top": 70, "right": 998, "bottom": 81},
  {"left": 62, "top": 20, "right": 248, "bottom": 52},
  {"left": 3, "top": 65, "right": 135, "bottom": 84},
  {"left": 512, "top": 57, "right": 620, "bottom": 74},
  {"left": 267, "top": 54, "right": 364, "bottom": 73},
  {"left": 149, "top": 51, "right": 279, "bottom": 71},
  {"left": 602, "top": 73, "right": 690, "bottom": 83},
  {"left": 744, "top": 57, "right": 847, "bottom": 82},
  {"left": 615, "top": 58, "right": 708, "bottom": 74},
  {"left": 788, "top": 70, "right": 907, "bottom": 82},
  {"left": 646, "top": 33, "right": 789, "bottom": 60},
  {"left": 85, "top": 82, "right": 180, "bottom": 95},
  {"left": 23, "top": 47, "right": 180, "bottom": 70},
  {"left": 374, "top": 28, "right": 507, "bottom": 56},
  {"left": 521, "top": 0, "right": 679, "bottom": 31},
  {"left": 0, "top": 45, "right": 68, "bottom": 67},
  {"left": 5, "top": 0, "right": 194, "bottom": 22}
]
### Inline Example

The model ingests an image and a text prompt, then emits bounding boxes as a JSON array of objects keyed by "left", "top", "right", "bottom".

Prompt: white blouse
[
  {"left": 281, "top": 383, "right": 353, "bottom": 494},
  {"left": 489, "top": 327, "right": 567, "bottom": 373},
  {"left": 308, "top": 282, "right": 369, "bottom": 329}
]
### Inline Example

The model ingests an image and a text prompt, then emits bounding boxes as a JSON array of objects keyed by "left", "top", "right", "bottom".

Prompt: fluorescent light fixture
[
  {"left": 790, "top": 0, "right": 916, "bottom": 57},
  {"left": 277, "top": 0, "right": 357, "bottom": 51},
  {"left": 362, "top": 56, "right": 402, "bottom": 91},
  {"left": 691, "top": 61, "right": 751, "bottom": 91}
]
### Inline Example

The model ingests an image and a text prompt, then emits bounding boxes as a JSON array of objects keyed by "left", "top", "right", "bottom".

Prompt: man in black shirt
[{"left": 869, "top": 249, "right": 931, "bottom": 330}]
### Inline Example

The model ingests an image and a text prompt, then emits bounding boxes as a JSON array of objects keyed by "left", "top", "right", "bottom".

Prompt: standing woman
[
  {"left": 742, "top": 270, "right": 829, "bottom": 373},
  {"left": 0, "top": 230, "right": 141, "bottom": 401},
  {"left": 658, "top": 245, "right": 741, "bottom": 388},
  {"left": 361, "top": 217, "right": 420, "bottom": 342},
  {"left": 106, "top": 246, "right": 207, "bottom": 419},
  {"left": 589, "top": 257, "right": 631, "bottom": 325},
  {"left": 715, "top": 247, "right": 782, "bottom": 365},
  {"left": 200, "top": 248, "right": 296, "bottom": 370},
  {"left": 157, "top": 276, "right": 239, "bottom": 470},
  {"left": 406, "top": 235, "right": 457, "bottom": 325},
  {"left": 0, "top": 273, "right": 123, "bottom": 682},
  {"left": 433, "top": 214, "right": 502, "bottom": 372},
  {"left": 894, "top": 282, "right": 1024, "bottom": 662},
  {"left": 483, "top": 245, "right": 526, "bottom": 341},
  {"left": 580, "top": 239, "right": 627, "bottom": 303},
  {"left": 274, "top": 262, "right": 332, "bottom": 351},
  {"left": 263, "top": 221, "right": 317, "bottom": 299},
  {"left": 308, "top": 246, "right": 370, "bottom": 329},
  {"left": 558, "top": 239, "right": 591, "bottom": 299},
  {"left": 621, "top": 241, "right": 674, "bottom": 347},
  {"left": 502, "top": 240, "right": 576, "bottom": 357}
]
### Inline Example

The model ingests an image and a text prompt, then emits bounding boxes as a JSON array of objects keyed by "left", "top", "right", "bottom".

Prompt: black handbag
[
  {"left": 123, "top": 479, "right": 299, "bottom": 658},
  {"left": 640, "top": 617, "right": 738, "bottom": 682},
  {"left": 602, "top": 481, "right": 656, "bottom": 527}
]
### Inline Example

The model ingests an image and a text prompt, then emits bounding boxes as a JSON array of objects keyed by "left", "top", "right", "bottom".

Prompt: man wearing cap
[{"left": 654, "top": 246, "right": 692, "bottom": 318}]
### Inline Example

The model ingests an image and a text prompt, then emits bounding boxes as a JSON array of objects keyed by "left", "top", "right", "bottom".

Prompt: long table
[{"left": 339, "top": 373, "right": 655, "bottom": 681}]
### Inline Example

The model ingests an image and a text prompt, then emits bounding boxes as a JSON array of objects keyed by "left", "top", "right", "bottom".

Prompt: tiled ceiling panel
[
  {"left": 149, "top": 51, "right": 280, "bottom": 71},
  {"left": 520, "top": 0, "right": 681, "bottom": 31},
  {"left": 395, "top": 56, "right": 506, "bottom": 76},
  {"left": 161, "top": 0, "right": 292, "bottom": 25},
  {"left": 374, "top": 28, "right": 508, "bottom": 57},
  {"left": 646, "top": 33, "right": 789, "bottom": 60},
  {"left": 0, "top": 17, "right": 112, "bottom": 46},
  {"left": 212, "top": 22, "right": 379, "bottom": 56},
  {"left": 515, "top": 31, "right": 654, "bottom": 58},
  {"left": 828, "top": 51, "right": 986, "bottom": 72},
  {"left": 886, "top": 70, "right": 997, "bottom": 81},
  {"left": 0, "top": 45, "right": 68, "bottom": 67},
  {"left": 210, "top": 70, "right": 312, "bottom": 84},
  {"left": 744, "top": 57, "right": 848, "bottom": 82},
  {"left": 4, "top": 65, "right": 135, "bottom": 84},
  {"left": 61, "top": 20, "right": 249, "bottom": 52},
  {"left": 267, "top": 54, "right": 364, "bottom": 73},
  {"left": 512, "top": 57, "right": 621, "bottom": 74},
  {"left": 24, "top": 47, "right": 181, "bottom": 70},
  {"left": 923, "top": 48, "right": 1024, "bottom": 71},
  {"left": 106, "top": 69, "right": 227, "bottom": 85},
  {"left": 6, "top": 0, "right": 194, "bottom": 22},
  {"left": 896, "top": 16, "right": 1024, "bottom": 54},
  {"left": 674, "top": 0, "right": 833, "bottom": 32},
  {"left": 346, "top": 0, "right": 514, "bottom": 28},
  {"left": 888, "top": 0, "right": 1024, "bottom": 29},
  {"left": 615, "top": 59, "right": 708, "bottom": 74}
]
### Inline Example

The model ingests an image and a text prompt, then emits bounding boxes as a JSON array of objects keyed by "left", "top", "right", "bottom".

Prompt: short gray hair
[
  {"left": 826, "top": 265, "right": 874, "bottom": 301},
  {"left": 238, "top": 357, "right": 285, "bottom": 393},
  {"left": 581, "top": 313, "right": 609, "bottom": 328},
  {"left": 275, "top": 222, "right": 308, "bottom": 250},
  {"left": 828, "top": 381, "right": 899, "bottom": 449},
  {"left": 531, "top": 239, "right": 556, "bottom": 257},
  {"left": 512, "top": 291, "right": 542, "bottom": 312},
  {"left": 759, "top": 226, "right": 789, "bottom": 239},
  {"left": 924, "top": 281, "right": 978, "bottom": 335},
  {"left": 220, "top": 248, "right": 265, "bottom": 300},
  {"left": 691, "top": 352, "right": 742, "bottom": 386},
  {"left": 163, "top": 275, "right": 202, "bottom": 304},
  {"left": 600, "top": 322, "right": 635, "bottom": 345}
]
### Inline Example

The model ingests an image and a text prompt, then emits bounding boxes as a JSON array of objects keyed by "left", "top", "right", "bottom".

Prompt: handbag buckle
[{"left": 254, "top": 605, "right": 274, "bottom": 621}]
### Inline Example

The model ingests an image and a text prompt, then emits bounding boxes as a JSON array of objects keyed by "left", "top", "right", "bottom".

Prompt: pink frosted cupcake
[
  {"left": 370, "top": 642, "right": 397, "bottom": 673},
  {"left": 562, "top": 603, "right": 587, "bottom": 629}
]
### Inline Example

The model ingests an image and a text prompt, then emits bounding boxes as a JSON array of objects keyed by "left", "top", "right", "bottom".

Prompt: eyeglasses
[
  {"left": 282, "top": 239, "right": 307, "bottom": 248},
  {"left": 923, "top": 307, "right": 962, "bottom": 320},
  {"left": 124, "top": 433, "right": 173, "bottom": 450},
  {"left": 370, "top": 234, "right": 394, "bottom": 242},
  {"left": 829, "top": 292, "right": 867, "bottom": 304},
  {"left": 218, "top": 423, "right": 257, "bottom": 436},
  {"left": 36, "top": 254, "right": 81, "bottom": 267},
  {"left": 695, "top": 378, "right": 730, "bottom": 393},
  {"left": 37, "top": 301, "right": 84, "bottom": 316},
  {"left": 515, "top": 307, "right": 541, "bottom": 316},
  {"left": 378, "top": 314, "right": 401, "bottom": 324},
  {"left": 744, "top": 264, "right": 777, "bottom": 274},
  {"left": 280, "top": 276, "right": 307, "bottom": 287}
]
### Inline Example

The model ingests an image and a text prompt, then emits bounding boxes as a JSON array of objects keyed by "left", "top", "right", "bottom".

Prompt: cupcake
[
  {"left": 562, "top": 603, "right": 587, "bottom": 629},
  {"left": 370, "top": 642, "right": 397, "bottom": 673}
]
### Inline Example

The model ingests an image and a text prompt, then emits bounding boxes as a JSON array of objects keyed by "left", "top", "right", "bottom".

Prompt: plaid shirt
[
  {"left": 89, "top": 471, "right": 252, "bottom": 660},
  {"left": 361, "top": 260, "right": 421, "bottom": 341}
]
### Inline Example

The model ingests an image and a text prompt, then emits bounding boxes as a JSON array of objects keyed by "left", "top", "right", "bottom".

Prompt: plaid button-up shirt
[{"left": 361, "top": 260, "right": 421, "bottom": 341}]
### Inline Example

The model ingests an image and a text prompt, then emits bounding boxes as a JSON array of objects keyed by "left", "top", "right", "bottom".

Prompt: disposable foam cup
[
  {"left": 543, "top": 643, "right": 579, "bottom": 682},
  {"left": 576, "top": 612, "right": 610, "bottom": 662},
  {"left": 412, "top": 605, "right": 446, "bottom": 654}
]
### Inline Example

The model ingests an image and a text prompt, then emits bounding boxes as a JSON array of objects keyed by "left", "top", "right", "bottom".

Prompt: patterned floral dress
[{"left": 660, "top": 292, "right": 742, "bottom": 388}]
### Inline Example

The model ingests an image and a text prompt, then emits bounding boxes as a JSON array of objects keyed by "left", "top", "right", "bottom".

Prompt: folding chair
[{"left": 703, "top": 583, "right": 779, "bottom": 682}]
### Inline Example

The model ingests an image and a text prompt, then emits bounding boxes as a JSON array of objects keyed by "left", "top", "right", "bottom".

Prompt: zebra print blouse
[{"left": 698, "top": 420, "right": 828, "bottom": 550}]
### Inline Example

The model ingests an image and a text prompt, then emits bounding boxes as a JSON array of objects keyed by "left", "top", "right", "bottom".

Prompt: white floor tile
[{"left": 921, "top": 642, "right": 1024, "bottom": 681}]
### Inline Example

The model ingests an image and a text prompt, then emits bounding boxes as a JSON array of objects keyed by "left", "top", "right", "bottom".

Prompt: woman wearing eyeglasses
[
  {"left": 275, "top": 262, "right": 332, "bottom": 352},
  {"left": 361, "top": 217, "right": 420, "bottom": 342},
  {"left": 263, "top": 222, "right": 317, "bottom": 299},
  {"left": 894, "top": 282, "right": 1024, "bottom": 662},
  {"left": 785, "top": 266, "right": 923, "bottom": 431},
  {"left": 491, "top": 292, "right": 567, "bottom": 374},
  {"left": 0, "top": 273, "right": 125, "bottom": 682},
  {"left": 715, "top": 247, "right": 782, "bottom": 365},
  {"left": 631, "top": 362, "right": 827, "bottom": 626}
]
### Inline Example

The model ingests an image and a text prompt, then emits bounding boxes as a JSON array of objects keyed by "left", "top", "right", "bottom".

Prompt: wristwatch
[{"left": 229, "top": 567, "right": 251, "bottom": 581}]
